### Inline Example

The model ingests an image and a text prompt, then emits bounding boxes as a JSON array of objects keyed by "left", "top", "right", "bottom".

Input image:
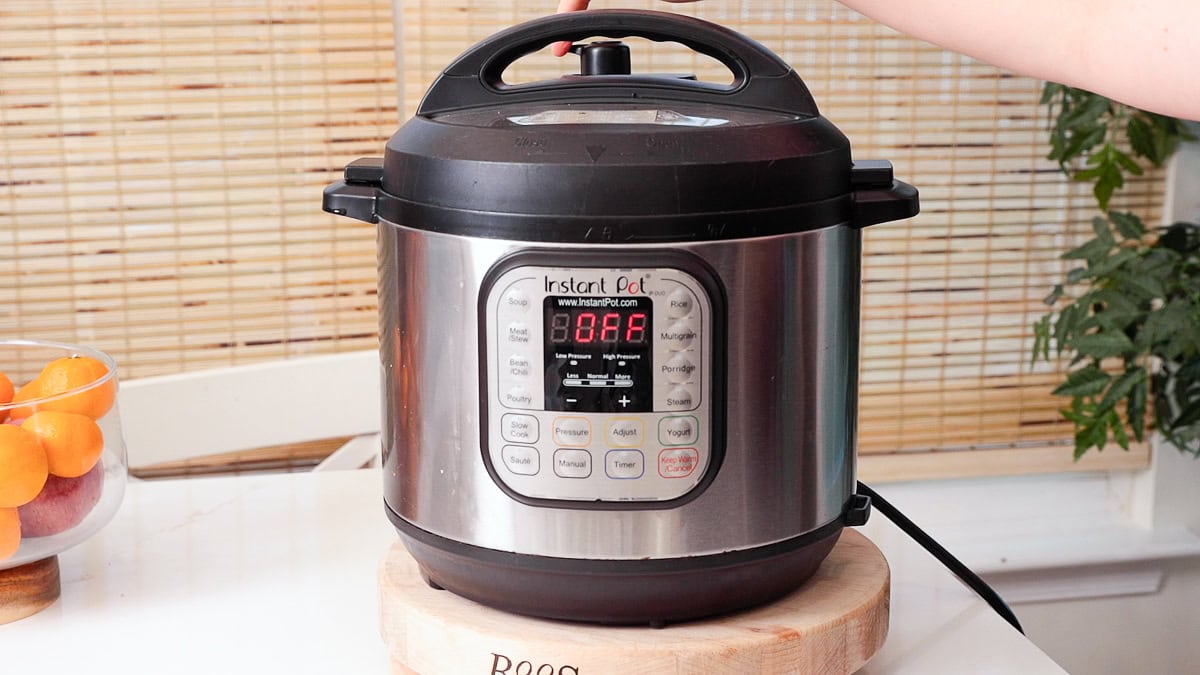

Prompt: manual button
[
  {"left": 607, "top": 419, "right": 644, "bottom": 447},
  {"left": 553, "top": 449, "right": 592, "bottom": 479}
]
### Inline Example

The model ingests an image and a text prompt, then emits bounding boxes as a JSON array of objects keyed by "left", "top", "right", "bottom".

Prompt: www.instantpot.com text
[{"left": 553, "top": 296, "right": 641, "bottom": 308}]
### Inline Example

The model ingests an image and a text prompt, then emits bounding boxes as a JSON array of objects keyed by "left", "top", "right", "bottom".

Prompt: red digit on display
[
  {"left": 626, "top": 313, "right": 647, "bottom": 343},
  {"left": 600, "top": 312, "right": 621, "bottom": 343},
  {"left": 575, "top": 312, "right": 596, "bottom": 343}
]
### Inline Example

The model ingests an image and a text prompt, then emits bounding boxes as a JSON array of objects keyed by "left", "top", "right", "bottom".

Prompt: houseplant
[{"left": 1032, "top": 84, "right": 1199, "bottom": 458}]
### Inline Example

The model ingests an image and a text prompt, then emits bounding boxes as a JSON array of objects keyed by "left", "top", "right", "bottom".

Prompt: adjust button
[
  {"left": 501, "top": 445, "right": 540, "bottom": 476},
  {"left": 607, "top": 419, "right": 644, "bottom": 447},
  {"left": 553, "top": 449, "right": 592, "bottom": 479},
  {"left": 501, "top": 413, "right": 539, "bottom": 444},
  {"left": 605, "top": 450, "right": 644, "bottom": 479}
]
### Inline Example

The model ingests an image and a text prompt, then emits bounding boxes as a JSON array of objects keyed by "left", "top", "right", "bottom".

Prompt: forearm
[{"left": 837, "top": 0, "right": 1199, "bottom": 120}]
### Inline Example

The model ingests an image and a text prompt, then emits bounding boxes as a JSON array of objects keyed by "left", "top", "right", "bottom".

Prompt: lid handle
[{"left": 416, "top": 10, "right": 818, "bottom": 117}]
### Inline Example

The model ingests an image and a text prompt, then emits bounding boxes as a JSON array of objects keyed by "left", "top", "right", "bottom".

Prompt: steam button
[{"left": 664, "top": 386, "right": 697, "bottom": 411}]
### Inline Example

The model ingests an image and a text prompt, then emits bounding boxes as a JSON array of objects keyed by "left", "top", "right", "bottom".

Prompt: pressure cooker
[{"left": 324, "top": 10, "right": 918, "bottom": 625}]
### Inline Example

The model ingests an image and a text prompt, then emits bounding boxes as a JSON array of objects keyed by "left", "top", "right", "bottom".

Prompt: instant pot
[{"left": 324, "top": 10, "right": 918, "bottom": 624}]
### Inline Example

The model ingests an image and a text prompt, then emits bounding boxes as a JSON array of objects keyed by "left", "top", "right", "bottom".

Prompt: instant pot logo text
[
  {"left": 490, "top": 653, "right": 579, "bottom": 675},
  {"left": 544, "top": 275, "right": 646, "bottom": 295}
]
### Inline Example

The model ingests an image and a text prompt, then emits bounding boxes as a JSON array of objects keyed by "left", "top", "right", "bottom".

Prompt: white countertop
[{"left": 0, "top": 469, "right": 1066, "bottom": 674}]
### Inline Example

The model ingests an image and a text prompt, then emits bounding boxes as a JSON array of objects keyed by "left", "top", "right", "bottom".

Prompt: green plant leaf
[
  {"left": 1066, "top": 266, "right": 1088, "bottom": 284},
  {"left": 1087, "top": 248, "right": 1139, "bottom": 279},
  {"left": 1052, "top": 366, "right": 1111, "bottom": 397},
  {"left": 1128, "top": 375, "right": 1147, "bottom": 442},
  {"left": 1098, "top": 366, "right": 1147, "bottom": 415},
  {"left": 1062, "top": 236, "right": 1113, "bottom": 262},
  {"left": 1114, "top": 148, "right": 1144, "bottom": 176},
  {"left": 1032, "top": 314, "right": 1052, "bottom": 364},
  {"left": 1043, "top": 284, "right": 1064, "bottom": 306},
  {"left": 1172, "top": 399, "right": 1200, "bottom": 430},
  {"left": 1076, "top": 415, "right": 1109, "bottom": 458},
  {"left": 1127, "top": 116, "right": 1157, "bottom": 161},
  {"left": 1070, "top": 331, "right": 1136, "bottom": 359},
  {"left": 1109, "top": 409, "right": 1130, "bottom": 450},
  {"left": 1108, "top": 211, "right": 1145, "bottom": 240}
]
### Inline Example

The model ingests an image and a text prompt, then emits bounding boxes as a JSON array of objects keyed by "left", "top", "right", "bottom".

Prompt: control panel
[{"left": 481, "top": 253, "right": 721, "bottom": 505}]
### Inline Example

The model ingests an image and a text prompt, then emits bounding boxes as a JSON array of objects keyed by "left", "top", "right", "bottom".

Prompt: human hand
[{"left": 552, "top": 0, "right": 702, "bottom": 56}]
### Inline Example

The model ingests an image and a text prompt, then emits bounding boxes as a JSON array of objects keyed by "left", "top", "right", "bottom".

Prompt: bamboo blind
[{"left": 2, "top": 0, "right": 1159, "bottom": 477}]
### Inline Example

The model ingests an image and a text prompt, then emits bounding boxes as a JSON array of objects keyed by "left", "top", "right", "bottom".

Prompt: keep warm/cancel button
[{"left": 658, "top": 448, "right": 699, "bottom": 479}]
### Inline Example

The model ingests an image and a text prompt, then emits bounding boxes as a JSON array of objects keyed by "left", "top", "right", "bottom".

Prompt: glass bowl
[{"left": 0, "top": 339, "right": 127, "bottom": 571}]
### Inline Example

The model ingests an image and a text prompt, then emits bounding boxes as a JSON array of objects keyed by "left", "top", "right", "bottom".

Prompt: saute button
[
  {"left": 661, "top": 354, "right": 696, "bottom": 384},
  {"left": 664, "top": 386, "right": 697, "bottom": 411},
  {"left": 553, "top": 449, "right": 592, "bottom": 479},
  {"left": 659, "top": 415, "right": 698, "bottom": 445},
  {"left": 607, "top": 419, "right": 644, "bottom": 447},
  {"left": 659, "top": 320, "right": 697, "bottom": 350},
  {"left": 501, "top": 413, "right": 539, "bottom": 443},
  {"left": 658, "top": 448, "right": 699, "bottom": 479},
  {"left": 605, "top": 450, "right": 644, "bottom": 479},
  {"left": 553, "top": 416, "right": 591, "bottom": 446},
  {"left": 501, "top": 445, "right": 540, "bottom": 476},
  {"left": 666, "top": 288, "right": 695, "bottom": 319}
]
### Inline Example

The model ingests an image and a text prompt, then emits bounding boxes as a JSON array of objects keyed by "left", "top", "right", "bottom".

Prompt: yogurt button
[{"left": 659, "top": 416, "right": 698, "bottom": 445}]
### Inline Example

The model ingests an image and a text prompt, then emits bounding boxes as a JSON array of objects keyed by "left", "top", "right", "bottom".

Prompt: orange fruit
[
  {"left": 0, "top": 370, "right": 13, "bottom": 423},
  {"left": 21, "top": 411, "right": 104, "bottom": 479},
  {"left": 7, "top": 380, "right": 44, "bottom": 423},
  {"left": 0, "top": 425, "right": 49, "bottom": 508},
  {"left": 0, "top": 507, "right": 19, "bottom": 561},
  {"left": 31, "top": 356, "right": 115, "bottom": 420}
]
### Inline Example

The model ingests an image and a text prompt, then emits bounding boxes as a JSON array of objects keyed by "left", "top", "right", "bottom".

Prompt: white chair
[{"left": 117, "top": 350, "right": 382, "bottom": 475}]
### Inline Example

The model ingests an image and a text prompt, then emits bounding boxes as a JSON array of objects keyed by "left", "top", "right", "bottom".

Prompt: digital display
[{"left": 543, "top": 296, "right": 653, "bottom": 412}]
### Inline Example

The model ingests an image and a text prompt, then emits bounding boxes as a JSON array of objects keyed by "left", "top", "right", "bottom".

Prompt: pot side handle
[
  {"left": 323, "top": 157, "right": 384, "bottom": 224},
  {"left": 851, "top": 160, "right": 920, "bottom": 228}
]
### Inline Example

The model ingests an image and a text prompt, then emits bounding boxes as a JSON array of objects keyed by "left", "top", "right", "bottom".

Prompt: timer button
[
  {"left": 664, "top": 386, "right": 697, "bottom": 411},
  {"left": 659, "top": 320, "right": 697, "bottom": 351},
  {"left": 607, "top": 419, "right": 644, "bottom": 447},
  {"left": 666, "top": 288, "right": 695, "bottom": 319},
  {"left": 659, "top": 415, "right": 698, "bottom": 446},
  {"left": 553, "top": 416, "right": 591, "bottom": 447},
  {"left": 553, "top": 449, "right": 592, "bottom": 479},
  {"left": 501, "top": 413, "right": 539, "bottom": 444},
  {"left": 605, "top": 450, "right": 644, "bottom": 479},
  {"left": 661, "top": 354, "right": 696, "bottom": 384},
  {"left": 501, "top": 445, "right": 540, "bottom": 476}
]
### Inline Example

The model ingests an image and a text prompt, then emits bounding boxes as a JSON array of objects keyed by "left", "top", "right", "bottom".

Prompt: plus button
[{"left": 618, "top": 395, "right": 631, "bottom": 408}]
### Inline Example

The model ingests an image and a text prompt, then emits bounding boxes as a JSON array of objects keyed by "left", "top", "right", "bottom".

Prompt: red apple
[{"left": 18, "top": 462, "right": 103, "bottom": 537}]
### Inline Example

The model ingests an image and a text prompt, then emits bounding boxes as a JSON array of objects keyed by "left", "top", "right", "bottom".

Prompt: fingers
[{"left": 552, "top": 0, "right": 591, "bottom": 56}]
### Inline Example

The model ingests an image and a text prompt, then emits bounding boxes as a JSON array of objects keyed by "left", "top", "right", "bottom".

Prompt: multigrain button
[
  {"left": 607, "top": 419, "right": 644, "bottom": 447},
  {"left": 666, "top": 288, "right": 695, "bottom": 319},
  {"left": 659, "top": 320, "right": 697, "bottom": 350},
  {"left": 501, "top": 445, "right": 539, "bottom": 476},
  {"left": 501, "top": 413, "right": 539, "bottom": 443},
  {"left": 659, "top": 415, "right": 698, "bottom": 446},
  {"left": 605, "top": 450, "right": 644, "bottom": 479},
  {"left": 553, "top": 449, "right": 592, "bottom": 479},
  {"left": 553, "top": 416, "right": 591, "bottom": 446}
]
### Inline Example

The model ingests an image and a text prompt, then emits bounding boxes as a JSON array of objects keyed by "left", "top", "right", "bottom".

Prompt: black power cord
[{"left": 857, "top": 481, "right": 1025, "bottom": 635}]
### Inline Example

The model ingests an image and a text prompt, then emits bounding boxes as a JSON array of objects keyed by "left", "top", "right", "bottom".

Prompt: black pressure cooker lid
[{"left": 324, "top": 10, "right": 918, "bottom": 242}]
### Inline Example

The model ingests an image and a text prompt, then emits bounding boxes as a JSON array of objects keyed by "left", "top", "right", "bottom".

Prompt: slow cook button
[
  {"left": 659, "top": 321, "right": 697, "bottom": 350},
  {"left": 553, "top": 416, "right": 591, "bottom": 446},
  {"left": 664, "top": 386, "right": 697, "bottom": 411},
  {"left": 607, "top": 418, "right": 644, "bottom": 447},
  {"left": 659, "top": 415, "right": 698, "bottom": 445},
  {"left": 553, "top": 448, "right": 592, "bottom": 479},
  {"left": 661, "top": 353, "right": 696, "bottom": 384},
  {"left": 666, "top": 288, "right": 695, "bottom": 319},
  {"left": 658, "top": 448, "right": 699, "bottom": 479},
  {"left": 501, "top": 413, "right": 539, "bottom": 443},
  {"left": 605, "top": 450, "right": 644, "bottom": 479},
  {"left": 501, "top": 445, "right": 540, "bottom": 476}
]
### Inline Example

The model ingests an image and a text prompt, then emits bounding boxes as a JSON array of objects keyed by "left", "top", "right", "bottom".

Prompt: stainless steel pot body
[{"left": 378, "top": 218, "right": 861, "bottom": 560}]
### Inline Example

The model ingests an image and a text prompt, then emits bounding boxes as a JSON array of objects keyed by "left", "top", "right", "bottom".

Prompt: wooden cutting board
[{"left": 379, "top": 529, "right": 889, "bottom": 675}]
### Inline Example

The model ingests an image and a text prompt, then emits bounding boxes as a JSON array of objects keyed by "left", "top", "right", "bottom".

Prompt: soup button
[{"left": 658, "top": 448, "right": 699, "bottom": 479}]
